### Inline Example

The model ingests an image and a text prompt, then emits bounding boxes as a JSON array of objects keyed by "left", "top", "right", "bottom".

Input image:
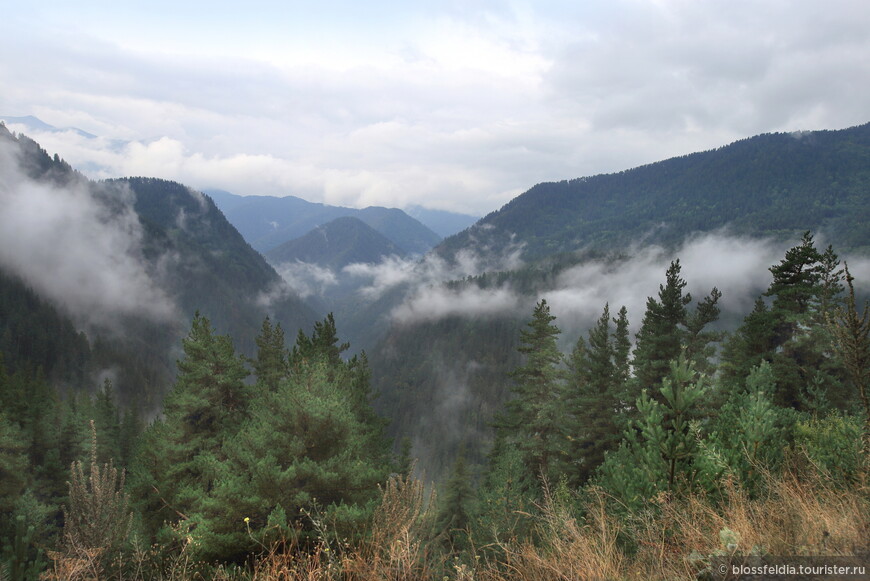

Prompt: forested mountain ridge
[
  {"left": 205, "top": 189, "right": 442, "bottom": 254},
  {"left": 0, "top": 126, "right": 319, "bottom": 405},
  {"left": 438, "top": 123, "right": 870, "bottom": 261},
  {"left": 111, "top": 176, "right": 318, "bottom": 355}
]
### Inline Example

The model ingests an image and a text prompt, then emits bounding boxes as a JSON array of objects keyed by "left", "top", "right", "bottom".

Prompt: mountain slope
[
  {"left": 206, "top": 190, "right": 441, "bottom": 255},
  {"left": 0, "top": 126, "right": 319, "bottom": 406},
  {"left": 265, "top": 216, "right": 405, "bottom": 270},
  {"left": 115, "top": 177, "right": 320, "bottom": 353},
  {"left": 439, "top": 123, "right": 870, "bottom": 262}
]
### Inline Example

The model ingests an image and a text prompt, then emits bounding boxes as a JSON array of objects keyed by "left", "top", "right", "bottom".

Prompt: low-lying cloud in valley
[
  {"left": 543, "top": 233, "right": 791, "bottom": 339},
  {"left": 340, "top": 230, "right": 869, "bottom": 342},
  {"left": 272, "top": 260, "right": 338, "bottom": 299},
  {"left": 0, "top": 138, "right": 176, "bottom": 330},
  {"left": 392, "top": 284, "right": 521, "bottom": 324}
]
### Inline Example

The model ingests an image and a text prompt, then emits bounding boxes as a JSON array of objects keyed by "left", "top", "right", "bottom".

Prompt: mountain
[
  {"left": 0, "top": 126, "right": 318, "bottom": 407},
  {"left": 438, "top": 123, "right": 870, "bottom": 262},
  {"left": 1, "top": 114, "right": 97, "bottom": 139},
  {"left": 114, "top": 176, "right": 319, "bottom": 355},
  {"left": 205, "top": 189, "right": 441, "bottom": 255},
  {"left": 265, "top": 216, "right": 405, "bottom": 270},
  {"left": 203, "top": 188, "right": 252, "bottom": 211},
  {"left": 406, "top": 204, "right": 479, "bottom": 238}
]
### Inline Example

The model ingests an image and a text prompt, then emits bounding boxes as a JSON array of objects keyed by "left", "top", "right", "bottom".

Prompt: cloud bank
[
  {"left": 369, "top": 230, "right": 870, "bottom": 343},
  {"left": 4, "top": 0, "right": 869, "bottom": 215},
  {"left": 273, "top": 227, "right": 868, "bottom": 340},
  {"left": 543, "top": 233, "right": 790, "bottom": 341}
]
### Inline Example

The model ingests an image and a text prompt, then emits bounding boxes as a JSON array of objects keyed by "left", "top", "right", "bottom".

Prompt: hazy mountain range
[
  {"left": 205, "top": 188, "right": 459, "bottom": 255},
  {"left": 265, "top": 216, "right": 406, "bottom": 270}
]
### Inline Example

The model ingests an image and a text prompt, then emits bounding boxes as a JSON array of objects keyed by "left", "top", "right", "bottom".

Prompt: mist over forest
[{"left": 1, "top": 121, "right": 869, "bottom": 579}]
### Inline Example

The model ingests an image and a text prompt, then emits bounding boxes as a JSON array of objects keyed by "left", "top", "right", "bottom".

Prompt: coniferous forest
[
  {"left": 2, "top": 236, "right": 868, "bottom": 579},
  {"left": 1, "top": 125, "right": 869, "bottom": 580}
]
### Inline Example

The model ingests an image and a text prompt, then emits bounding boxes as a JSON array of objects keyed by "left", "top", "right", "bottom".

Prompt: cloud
[
  {"left": 344, "top": 236, "right": 524, "bottom": 301},
  {"left": 0, "top": 138, "right": 177, "bottom": 329},
  {"left": 361, "top": 230, "right": 860, "bottom": 344},
  {"left": 392, "top": 284, "right": 521, "bottom": 324},
  {"left": 343, "top": 229, "right": 847, "bottom": 331},
  {"left": 538, "top": 231, "right": 857, "bottom": 345},
  {"left": 3, "top": 1, "right": 869, "bottom": 217},
  {"left": 270, "top": 261, "right": 338, "bottom": 299}
]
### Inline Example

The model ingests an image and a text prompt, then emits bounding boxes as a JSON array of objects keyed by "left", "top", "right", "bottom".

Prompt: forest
[{"left": 1, "top": 231, "right": 867, "bottom": 580}]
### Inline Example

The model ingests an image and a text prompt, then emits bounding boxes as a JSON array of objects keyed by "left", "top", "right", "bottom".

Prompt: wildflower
[{"left": 244, "top": 517, "right": 250, "bottom": 524}]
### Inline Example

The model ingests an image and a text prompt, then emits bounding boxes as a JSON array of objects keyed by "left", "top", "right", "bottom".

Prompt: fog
[
  {"left": 274, "top": 225, "right": 868, "bottom": 346},
  {"left": 543, "top": 232, "right": 791, "bottom": 341},
  {"left": 0, "top": 138, "right": 176, "bottom": 330}
]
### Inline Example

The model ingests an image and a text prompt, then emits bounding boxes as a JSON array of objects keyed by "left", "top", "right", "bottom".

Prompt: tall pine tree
[
  {"left": 131, "top": 313, "right": 249, "bottom": 541},
  {"left": 494, "top": 299, "right": 568, "bottom": 490},
  {"left": 567, "top": 303, "right": 631, "bottom": 484}
]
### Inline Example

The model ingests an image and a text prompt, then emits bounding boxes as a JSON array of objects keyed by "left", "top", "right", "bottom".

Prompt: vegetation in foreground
[{"left": 2, "top": 233, "right": 868, "bottom": 579}]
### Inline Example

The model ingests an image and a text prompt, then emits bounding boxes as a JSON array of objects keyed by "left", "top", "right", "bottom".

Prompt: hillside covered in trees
[
  {"left": 438, "top": 123, "right": 870, "bottom": 261},
  {"left": 0, "top": 125, "right": 318, "bottom": 408},
  {"left": 2, "top": 228, "right": 867, "bottom": 579}
]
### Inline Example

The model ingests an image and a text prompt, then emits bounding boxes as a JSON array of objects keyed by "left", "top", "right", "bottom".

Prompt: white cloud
[
  {"left": 271, "top": 261, "right": 338, "bottom": 299},
  {"left": 392, "top": 285, "right": 521, "bottom": 325},
  {"left": 541, "top": 232, "right": 798, "bottom": 342},
  {"left": 2, "top": 1, "right": 869, "bottom": 216},
  {"left": 344, "top": 236, "right": 525, "bottom": 302}
]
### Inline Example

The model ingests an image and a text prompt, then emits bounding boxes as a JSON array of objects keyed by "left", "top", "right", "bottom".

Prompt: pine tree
[
  {"left": 130, "top": 313, "right": 249, "bottom": 540},
  {"left": 827, "top": 263, "right": 870, "bottom": 456},
  {"left": 291, "top": 317, "right": 389, "bottom": 463},
  {"left": 632, "top": 261, "right": 692, "bottom": 393},
  {"left": 252, "top": 316, "right": 287, "bottom": 392},
  {"left": 290, "top": 313, "right": 349, "bottom": 370},
  {"left": 495, "top": 299, "right": 568, "bottom": 488},
  {"left": 0, "top": 411, "right": 28, "bottom": 516},
  {"left": 596, "top": 355, "right": 710, "bottom": 505},
  {"left": 567, "top": 304, "right": 629, "bottom": 484},
  {"left": 723, "top": 233, "right": 847, "bottom": 408},
  {"left": 201, "top": 360, "right": 390, "bottom": 561},
  {"left": 612, "top": 305, "right": 632, "bottom": 392},
  {"left": 706, "top": 361, "right": 782, "bottom": 492},
  {"left": 631, "top": 260, "right": 720, "bottom": 405},
  {"left": 434, "top": 451, "right": 474, "bottom": 550},
  {"left": 92, "top": 379, "right": 121, "bottom": 465}
]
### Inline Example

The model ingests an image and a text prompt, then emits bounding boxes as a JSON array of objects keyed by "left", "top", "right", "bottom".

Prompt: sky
[{"left": 2, "top": 0, "right": 869, "bottom": 216}]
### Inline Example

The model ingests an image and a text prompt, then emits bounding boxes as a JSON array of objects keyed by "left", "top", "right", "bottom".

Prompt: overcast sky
[{"left": 2, "top": 0, "right": 868, "bottom": 215}]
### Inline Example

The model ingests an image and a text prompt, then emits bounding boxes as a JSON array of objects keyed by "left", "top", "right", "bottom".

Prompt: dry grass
[
  {"left": 247, "top": 471, "right": 442, "bottom": 581},
  {"left": 41, "top": 459, "right": 868, "bottom": 580},
  {"left": 475, "top": 462, "right": 868, "bottom": 581}
]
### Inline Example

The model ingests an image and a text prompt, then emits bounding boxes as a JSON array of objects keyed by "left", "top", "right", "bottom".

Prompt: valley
[{"left": 1, "top": 120, "right": 868, "bottom": 579}]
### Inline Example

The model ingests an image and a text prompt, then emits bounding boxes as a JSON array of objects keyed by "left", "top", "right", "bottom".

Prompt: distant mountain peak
[
  {"left": 0, "top": 114, "right": 97, "bottom": 139},
  {"left": 265, "top": 216, "right": 405, "bottom": 270},
  {"left": 205, "top": 190, "right": 442, "bottom": 255}
]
